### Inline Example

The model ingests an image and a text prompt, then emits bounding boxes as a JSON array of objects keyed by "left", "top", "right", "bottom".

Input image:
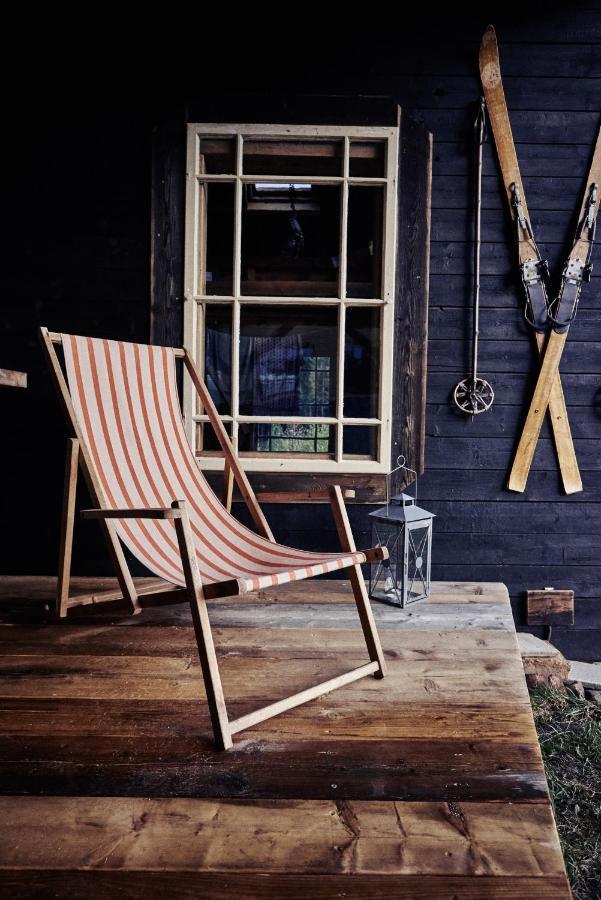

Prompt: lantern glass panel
[
  {"left": 405, "top": 522, "right": 431, "bottom": 604},
  {"left": 369, "top": 519, "right": 405, "bottom": 607}
]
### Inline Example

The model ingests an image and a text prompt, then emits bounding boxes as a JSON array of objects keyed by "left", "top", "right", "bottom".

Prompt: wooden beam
[
  {"left": 0, "top": 369, "right": 27, "bottom": 389},
  {"left": 150, "top": 106, "right": 186, "bottom": 347},
  {"left": 391, "top": 110, "right": 432, "bottom": 490},
  {"left": 255, "top": 489, "right": 355, "bottom": 503}
]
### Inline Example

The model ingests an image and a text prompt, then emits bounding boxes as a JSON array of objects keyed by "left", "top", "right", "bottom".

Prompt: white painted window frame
[{"left": 183, "top": 123, "right": 399, "bottom": 474}]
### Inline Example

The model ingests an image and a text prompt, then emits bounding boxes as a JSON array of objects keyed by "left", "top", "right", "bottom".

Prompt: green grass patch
[{"left": 530, "top": 686, "right": 601, "bottom": 899}]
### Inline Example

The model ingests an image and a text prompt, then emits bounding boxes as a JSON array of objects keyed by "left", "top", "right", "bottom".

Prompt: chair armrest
[
  {"left": 255, "top": 488, "right": 356, "bottom": 503},
  {"left": 81, "top": 507, "right": 182, "bottom": 520},
  {"left": 364, "top": 546, "right": 389, "bottom": 563}
]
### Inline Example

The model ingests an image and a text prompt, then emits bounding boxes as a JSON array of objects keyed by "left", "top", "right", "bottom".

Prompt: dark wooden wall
[{"left": 1, "top": 6, "right": 599, "bottom": 657}]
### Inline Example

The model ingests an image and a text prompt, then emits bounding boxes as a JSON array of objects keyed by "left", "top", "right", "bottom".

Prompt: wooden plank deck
[{"left": 0, "top": 578, "right": 570, "bottom": 898}]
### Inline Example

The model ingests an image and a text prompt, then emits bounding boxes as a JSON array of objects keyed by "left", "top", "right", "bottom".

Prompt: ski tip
[
  {"left": 479, "top": 25, "right": 500, "bottom": 84},
  {"left": 480, "top": 24, "right": 497, "bottom": 50}
]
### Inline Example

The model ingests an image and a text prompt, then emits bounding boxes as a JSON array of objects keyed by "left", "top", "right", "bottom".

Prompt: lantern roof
[{"left": 368, "top": 492, "right": 435, "bottom": 524}]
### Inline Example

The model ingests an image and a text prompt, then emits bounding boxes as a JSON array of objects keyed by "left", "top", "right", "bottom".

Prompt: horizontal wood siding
[{"left": 0, "top": 5, "right": 599, "bottom": 657}]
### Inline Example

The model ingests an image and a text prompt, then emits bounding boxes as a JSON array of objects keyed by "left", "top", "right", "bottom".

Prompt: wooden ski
[
  {"left": 479, "top": 25, "right": 582, "bottom": 494},
  {"left": 508, "top": 130, "right": 601, "bottom": 492}
]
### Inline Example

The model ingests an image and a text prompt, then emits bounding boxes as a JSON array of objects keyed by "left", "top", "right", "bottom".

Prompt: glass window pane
[
  {"left": 342, "top": 426, "right": 379, "bottom": 460},
  {"left": 243, "top": 139, "right": 343, "bottom": 176},
  {"left": 238, "top": 423, "right": 335, "bottom": 456},
  {"left": 198, "top": 182, "right": 235, "bottom": 296},
  {"left": 199, "top": 137, "right": 237, "bottom": 174},
  {"left": 196, "top": 420, "right": 232, "bottom": 455},
  {"left": 344, "top": 307, "right": 380, "bottom": 418},
  {"left": 242, "top": 184, "right": 340, "bottom": 297},
  {"left": 203, "top": 305, "right": 232, "bottom": 415},
  {"left": 346, "top": 186, "right": 384, "bottom": 298},
  {"left": 239, "top": 306, "right": 337, "bottom": 417},
  {"left": 349, "top": 140, "right": 386, "bottom": 178}
]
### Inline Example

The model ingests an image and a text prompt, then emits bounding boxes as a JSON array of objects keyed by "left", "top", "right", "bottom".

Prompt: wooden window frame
[
  {"left": 183, "top": 123, "right": 398, "bottom": 475},
  {"left": 151, "top": 102, "right": 431, "bottom": 501}
]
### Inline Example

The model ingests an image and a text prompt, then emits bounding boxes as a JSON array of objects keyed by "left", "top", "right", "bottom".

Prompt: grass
[{"left": 529, "top": 686, "right": 601, "bottom": 900}]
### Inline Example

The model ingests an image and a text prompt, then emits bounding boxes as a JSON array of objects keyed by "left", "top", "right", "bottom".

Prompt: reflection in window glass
[
  {"left": 342, "top": 426, "right": 379, "bottom": 459},
  {"left": 199, "top": 137, "right": 236, "bottom": 174},
  {"left": 204, "top": 305, "right": 232, "bottom": 414},
  {"left": 346, "top": 186, "right": 384, "bottom": 298},
  {"left": 239, "top": 423, "right": 334, "bottom": 455},
  {"left": 344, "top": 308, "right": 380, "bottom": 418},
  {"left": 196, "top": 420, "right": 232, "bottom": 455},
  {"left": 349, "top": 141, "right": 386, "bottom": 178},
  {"left": 242, "top": 184, "right": 340, "bottom": 297},
  {"left": 239, "top": 306, "right": 337, "bottom": 417},
  {"left": 243, "top": 139, "right": 343, "bottom": 177},
  {"left": 199, "top": 183, "right": 235, "bottom": 296}
]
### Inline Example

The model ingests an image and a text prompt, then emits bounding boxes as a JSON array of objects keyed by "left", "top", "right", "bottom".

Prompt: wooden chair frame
[{"left": 40, "top": 326, "right": 387, "bottom": 750}]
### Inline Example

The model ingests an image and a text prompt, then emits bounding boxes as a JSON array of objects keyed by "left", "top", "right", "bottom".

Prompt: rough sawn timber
[{"left": 0, "top": 577, "right": 570, "bottom": 898}]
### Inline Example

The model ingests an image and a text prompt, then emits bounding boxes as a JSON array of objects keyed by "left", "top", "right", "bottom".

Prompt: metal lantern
[{"left": 368, "top": 457, "right": 435, "bottom": 608}]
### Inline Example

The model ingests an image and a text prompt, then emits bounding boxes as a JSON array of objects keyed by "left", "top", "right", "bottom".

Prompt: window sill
[{"left": 204, "top": 471, "right": 387, "bottom": 504}]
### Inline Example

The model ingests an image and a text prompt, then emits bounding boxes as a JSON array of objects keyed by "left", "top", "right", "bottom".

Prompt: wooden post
[
  {"left": 328, "top": 485, "right": 387, "bottom": 678},
  {"left": 56, "top": 439, "right": 79, "bottom": 618},
  {"left": 171, "top": 500, "right": 232, "bottom": 751}
]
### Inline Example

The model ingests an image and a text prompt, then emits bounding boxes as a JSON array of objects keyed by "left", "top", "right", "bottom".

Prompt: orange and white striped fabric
[{"left": 61, "top": 334, "right": 367, "bottom": 591}]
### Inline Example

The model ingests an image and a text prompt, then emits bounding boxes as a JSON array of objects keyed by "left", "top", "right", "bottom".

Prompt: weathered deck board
[{"left": 0, "top": 578, "right": 570, "bottom": 898}]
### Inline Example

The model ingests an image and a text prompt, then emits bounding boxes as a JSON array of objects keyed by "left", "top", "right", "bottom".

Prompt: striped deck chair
[{"left": 40, "top": 327, "right": 387, "bottom": 749}]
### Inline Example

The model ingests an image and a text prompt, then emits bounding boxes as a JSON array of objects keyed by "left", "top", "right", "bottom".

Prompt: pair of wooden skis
[{"left": 479, "top": 25, "right": 600, "bottom": 494}]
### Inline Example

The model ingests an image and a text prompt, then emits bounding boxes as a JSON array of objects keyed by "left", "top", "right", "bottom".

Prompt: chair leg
[
  {"left": 56, "top": 438, "right": 141, "bottom": 618},
  {"left": 328, "top": 485, "right": 387, "bottom": 678},
  {"left": 172, "top": 499, "right": 233, "bottom": 751},
  {"left": 57, "top": 438, "right": 79, "bottom": 618}
]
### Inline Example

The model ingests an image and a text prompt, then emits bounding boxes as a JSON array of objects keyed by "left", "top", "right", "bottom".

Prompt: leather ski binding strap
[
  {"left": 550, "top": 182, "right": 597, "bottom": 333},
  {"left": 511, "top": 182, "right": 550, "bottom": 332}
]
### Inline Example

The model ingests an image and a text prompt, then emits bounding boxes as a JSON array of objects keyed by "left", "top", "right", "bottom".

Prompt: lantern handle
[{"left": 386, "top": 455, "right": 418, "bottom": 515}]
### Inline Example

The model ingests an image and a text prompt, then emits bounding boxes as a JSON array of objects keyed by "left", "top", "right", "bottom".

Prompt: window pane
[
  {"left": 346, "top": 186, "right": 384, "bottom": 298},
  {"left": 243, "top": 139, "right": 343, "bottom": 177},
  {"left": 199, "top": 137, "right": 236, "bottom": 174},
  {"left": 242, "top": 184, "right": 340, "bottom": 297},
  {"left": 204, "top": 305, "right": 232, "bottom": 415},
  {"left": 199, "top": 182, "right": 235, "bottom": 296},
  {"left": 344, "top": 307, "right": 380, "bottom": 418},
  {"left": 349, "top": 140, "right": 386, "bottom": 178},
  {"left": 342, "top": 426, "right": 379, "bottom": 460},
  {"left": 239, "top": 423, "right": 335, "bottom": 456},
  {"left": 239, "top": 306, "right": 337, "bottom": 417},
  {"left": 196, "top": 420, "right": 232, "bottom": 455}
]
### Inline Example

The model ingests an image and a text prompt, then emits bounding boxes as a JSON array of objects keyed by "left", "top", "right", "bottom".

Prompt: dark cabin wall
[{"left": 1, "top": 6, "right": 599, "bottom": 656}]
